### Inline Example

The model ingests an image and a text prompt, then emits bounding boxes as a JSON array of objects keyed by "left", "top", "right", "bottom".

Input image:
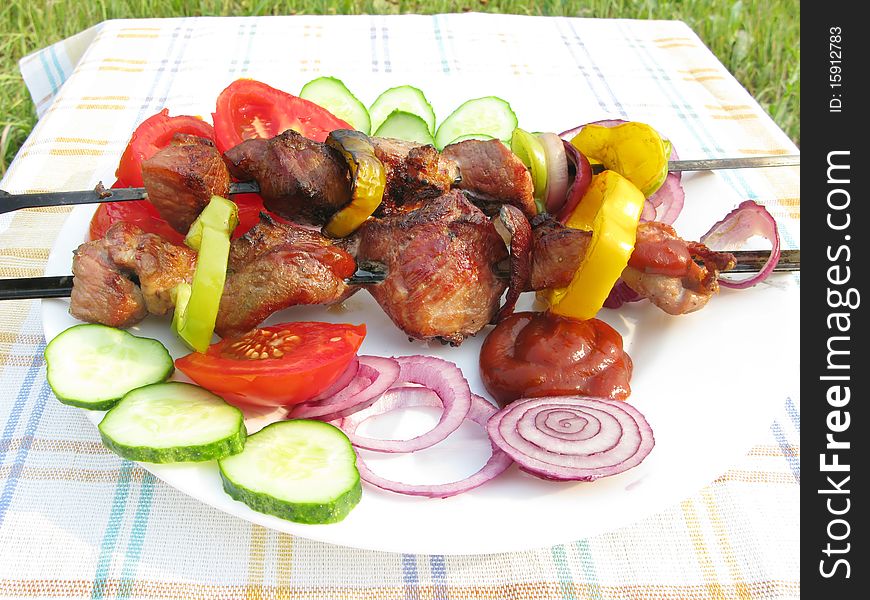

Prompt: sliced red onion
[
  {"left": 645, "top": 172, "right": 685, "bottom": 224},
  {"left": 492, "top": 204, "right": 532, "bottom": 323},
  {"left": 288, "top": 356, "right": 400, "bottom": 421},
  {"left": 555, "top": 139, "right": 592, "bottom": 223},
  {"left": 538, "top": 132, "right": 570, "bottom": 215},
  {"left": 602, "top": 280, "right": 644, "bottom": 309},
  {"left": 337, "top": 355, "right": 472, "bottom": 452},
  {"left": 640, "top": 199, "right": 656, "bottom": 221},
  {"left": 700, "top": 200, "right": 781, "bottom": 289},
  {"left": 307, "top": 356, "right": 360, "bottom": 402},
  {"left": 350, "top": 390, "right": 513, "bottom": 498},
  {"left": 486, "top": 396, "right": 654, "bottom": 481}
]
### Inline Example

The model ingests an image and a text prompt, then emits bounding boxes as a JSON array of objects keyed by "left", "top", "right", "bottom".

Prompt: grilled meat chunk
[
  {"left": 442, "top": 139, "right": 536, "bottom": 218},
  {"left": 70, "top": 239, "right": 147, "bottom": 328},
  {"left": 622, "top": 222, "right": 735, "bottom": 315},
  {"left": 357, "top": 190, "right": 508, "bottom": 345},
  {"left": 215, "top": 215, "right": 357, "bottom": 337},
  {"left": 141, "top": 134, "right": 231, "bottom": 233},
  {"left": 223, "top": 129, "right": 352, "bottom": 224},
  {"left": 528, "top": 214, "right": 592, "bottom": 290},
  {"left": 104, "top": 222, "right": 197, "bottom": 316},
  {"left": 371, "top": 137, "right": 460, "bottom": 215}
]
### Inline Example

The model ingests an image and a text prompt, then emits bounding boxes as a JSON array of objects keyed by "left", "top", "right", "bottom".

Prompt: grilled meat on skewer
[
  {"left": 70, "top": 240, "right": 147, "bottom": 328},
  {"left": 370, "top": 137, "right": 460, "bottom": 215},
  {"left": 357, "top": 191, "right": 508, "bottom": 345},
  {"left": 216, "top": 214, "right": 357, "bottom": 337},
  {"left": 441, "top": 139, "right": 537, "bottom": 218},
  {"left": 223, "top": 129, "right": 353, "bottom": 224},
  {"left": 141, "top": 134, "right": 231, "bottom": 233}
]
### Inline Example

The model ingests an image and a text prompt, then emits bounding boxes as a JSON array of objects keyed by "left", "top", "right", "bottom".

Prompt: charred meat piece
[
  {"left": 141, "top": 134, "right": 231, "bottom": 233},
  {"left": 622, "top": 222, "right": 735, "bottom": 315},
  {"left": 223, "top": 129, "right": 352, "bottom": 224},
  {"left": 528, "top": 214, "right": 591, "bottom": 290},
  {"left": 215, "top": 215, "right": 357, "bottom": 337},
  {"left": 442, "top": 139, "right": 536, "bottom": 218},
  {"left": 70, "top": 239, "right": 148, "bottom": 328},
  {"left": 370, "top": 137, "right": 460, "bottom": 215},
  {"left": 104, "top": 222, "right": 197, "bottom": 316},
  {"left": 357, "top": 190, "right": 508, "bottom": 345}
]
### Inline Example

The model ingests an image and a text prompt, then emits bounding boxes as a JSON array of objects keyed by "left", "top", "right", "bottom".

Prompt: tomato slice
[
  {"left": 175, "top": 322, "right": 367, "bottom": 408},
  {"left": 115, "top": 109, "right": 216, "bottom": 187},
  {"left": 212, "top": 79, "right": 352, "bottom": 153}
]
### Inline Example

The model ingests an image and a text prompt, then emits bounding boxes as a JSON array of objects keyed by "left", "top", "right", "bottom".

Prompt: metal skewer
[
  {"left": 0, "top": 154, "right": 799, "bottom": 215},
  {"left": 0, "top": 249, "right": 800, "bottom": 302}
]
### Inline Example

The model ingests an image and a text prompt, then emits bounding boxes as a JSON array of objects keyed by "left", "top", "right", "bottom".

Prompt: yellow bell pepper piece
[
  {"left": 543, "top": 170, "right": 645, "bottom": 320},
  {"left": 323, "top": 130, "right": 386, "bottom": 238},
  {"left": 570, "top": 121, "right": 669, "bottom": 197}
]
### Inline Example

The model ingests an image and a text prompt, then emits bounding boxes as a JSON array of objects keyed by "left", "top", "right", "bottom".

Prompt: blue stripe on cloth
[
  {"left": 551, "top": 544, "right": 576, "bottom": 599},
  {"left": 370, "top": 18, "right": 379, "bottom": 73},
  {"left": 91, "top": 461, "right": 135, "bottom": 600},
  {"left": 431, "top": 15, "right": 450, "bottom": 74},
  {"left": 555, "top": 20, "right": 608, "bottom": 113},
  {"left": 381, "top": 25, "right": 392, "bottom": 73},
  {"left": 116, "top": 470, "right": 157, "bottom": 600},
  {"left": 574, "top": 539, "right": 602, "bottom": 599},
  {"left": 0, "top": 362, "right": 51, "bottom": 530},
  {"left": 429, "top": 555, "right": 447, "bottom": 600},
  {"left": 49, "top": 45, "right": 68, "bottom": 89},
  {"left": 38, "top": 51, "right": 59, "bottom": 95},
  {"left": 401, "top": 553, "right": 419, "bottom": 599},
  {"left": 785, "top": 397, "right": 800, "bottom": 433},
  {"left": 771, "top": 421, "right": 800, "bottom": 483},
  {"left": 240, "top": 22, "right": 256, "bottom": 75},
  {"left": 564, "top": 19, "right": 625, "bottom": 116}
]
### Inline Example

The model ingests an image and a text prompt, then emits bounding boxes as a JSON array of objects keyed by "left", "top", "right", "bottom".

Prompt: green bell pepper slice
[{"left": 172, "top": 195, "right": 239, "bottom": 352}]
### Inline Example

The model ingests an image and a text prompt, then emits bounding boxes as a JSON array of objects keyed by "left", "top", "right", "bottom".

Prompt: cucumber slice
[
  {"left": 98, "top": 382, "right": 246, "bottom": 463},
  {"left": 45, "top": 324, "right": 174, "bottom": 410},
  {"left": 219, "top": 420, "right": 362, "bottom": 524},
  {"left": 373, "top": 110, "right": 436, "bottom": 146},
  {"left": 300, "top": 76, "right": 371, "bottom": 134},
  {"left": 434, "top": 96, "right": 518, "bottom": 150},
  {"left": 369, "top": 85, "right": 437, "bottom": 136},
  {"left": 444, "top": 133, "right": 496, "bottom": 145}
]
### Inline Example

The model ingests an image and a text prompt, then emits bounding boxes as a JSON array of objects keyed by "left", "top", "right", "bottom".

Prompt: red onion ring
[
  {"left": 538, "top": 132, "right": 570, "bottom": 215},
  {"left": 486, "top": 396, "right": 654, "bottom": 481},
  {"left": 602, "top": 280, "right": 644, "bottom": 309},
  {"left": 700, "top": 199, "right": 781, "bottom": 289},
  {"left": 288, "top": 356, "right": 400, "bottom": 421},
  {"left": 348, "top": 390, "right": 514, "bottom": 498},
  {"left": 555, "top": 139, "right": 592, "bottom": 223},
  {"left": 307, "top": 356, "right": 360, "bottom": 402},
  {"left": 492, "top": 204, "right": 532, "bottom": 323},
  {"left": 336, "top": 355, "right": 472, "bottom": 452}
]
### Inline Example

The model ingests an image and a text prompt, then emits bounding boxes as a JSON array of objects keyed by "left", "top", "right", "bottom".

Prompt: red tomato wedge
[
  {"left": 175, "top": 322, "right": 367, "bottom": 408},
  {"left": 212, "top": 79, "right": 351, "bottom": 153},
  {"left": 115, "top": 109, "right": 216, "bottom": 187}
]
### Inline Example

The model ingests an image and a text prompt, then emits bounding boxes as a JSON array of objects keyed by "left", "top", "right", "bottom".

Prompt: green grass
[{"left": 0, "top": 0, "right": 799, "bottom": 176}]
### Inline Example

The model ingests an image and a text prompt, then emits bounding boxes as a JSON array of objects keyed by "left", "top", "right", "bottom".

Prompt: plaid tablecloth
[{"left": 1, "top": 13, "right": 799, "bottom": 599}]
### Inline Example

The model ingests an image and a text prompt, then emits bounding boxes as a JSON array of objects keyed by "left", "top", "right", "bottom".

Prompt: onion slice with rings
[
  {"left": 288, "top": 356, "right": 400, "bottom": 421},
  {"left": 538, "top": 132, "right": 570, "bottom": 214},
  {"left": 555, "top": 139, "right": 592, "bottom": 224},
  {"left": 486, "top": 396, "right": 654, "bottom": 481},
  {"left": 307, "top": 356, "right": 360, "bottom": 402},
  {"left": 700, "top": 199, "right": 781, "bottom": 289},
  {"left": 348, "top": 389, "right": 514, "bottom": 498},
  {"left": 337, "top": 355, "right": 472, "bottom": 452}
]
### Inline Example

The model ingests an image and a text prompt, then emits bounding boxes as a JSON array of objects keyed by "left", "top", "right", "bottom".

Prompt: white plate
[{"left": 41, "top": 173, "right": 799, "bottom": 554}]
